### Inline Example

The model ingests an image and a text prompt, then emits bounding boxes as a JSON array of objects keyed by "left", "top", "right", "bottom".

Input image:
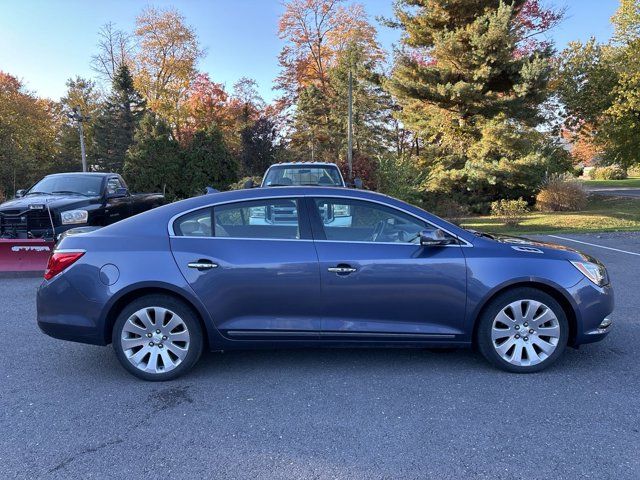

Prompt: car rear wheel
[
  {"left": 477, "top": 288, "right": 568, "bottom": 373},
  {"left": 113, "top": 295, "right": 203, "bottom": 381}
]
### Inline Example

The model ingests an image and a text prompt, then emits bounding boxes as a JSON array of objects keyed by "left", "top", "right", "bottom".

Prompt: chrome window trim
[
  {"left": 167, "top": 194, "right": 473, "bottom": 247},
  {"left": 170, "top": 236, "right": 314, "bottom": 243}
]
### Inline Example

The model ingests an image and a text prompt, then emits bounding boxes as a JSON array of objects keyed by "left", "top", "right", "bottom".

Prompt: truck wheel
[
  {"left": 477, "top": 288, "right": 568, "bottom": 373},
  {"left": 113, "top": 294, "right": 203, "bottom": 381}
]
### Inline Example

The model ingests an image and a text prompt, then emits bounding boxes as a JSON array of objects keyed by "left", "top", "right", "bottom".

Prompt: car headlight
[
  {"left": 570, "top": 260, "right": 609, "bottom": 287},
  {"left": 60, "top": 209, "right": 88, "bottom": 225}
]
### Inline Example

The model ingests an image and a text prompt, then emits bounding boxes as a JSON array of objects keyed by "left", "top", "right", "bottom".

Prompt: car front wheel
[
  {"left": 477, "top": 288, "right": 569, "bottom": 373},
  {"left": 113, "top": 295, "right": 203, "bottom": 381}
]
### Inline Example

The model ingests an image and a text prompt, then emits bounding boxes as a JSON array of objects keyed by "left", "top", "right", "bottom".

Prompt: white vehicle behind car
[{"left": 250, "top": 162, "right": 353, "bottom": 227}]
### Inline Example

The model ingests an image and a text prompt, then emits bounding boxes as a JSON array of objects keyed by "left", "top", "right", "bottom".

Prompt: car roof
[
  {"left": 46, "top": 172, "right": 113, "bottom": 177},
  {"left": 267, "top": 162, "right": 339, "bottom": 167}
]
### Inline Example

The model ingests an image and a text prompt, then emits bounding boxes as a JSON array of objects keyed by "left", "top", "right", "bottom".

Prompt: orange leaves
[
  {"left": 133, "top": 7, "right": 203, "bottom": 131},
  {"left": 277, "top": 0, "right": 382, "bottom": 102}
]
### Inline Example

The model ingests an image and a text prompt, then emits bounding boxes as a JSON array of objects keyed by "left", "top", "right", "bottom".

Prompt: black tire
[
  {"left": 112, "top": 294, "right": 204, "bottom": 381},
  {"left": 476, "top": 287, "right": 569, "bottom": 373}
]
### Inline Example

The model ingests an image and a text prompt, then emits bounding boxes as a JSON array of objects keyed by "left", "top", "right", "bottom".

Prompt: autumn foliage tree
[
  {"left": 133, "top": 7, "right": 203, "bottom": 138},
  {"left": 277, "top": 0, "right": 388, "bottom": 177},
  {"left": 0, "top": 72, "right": 58, "bottom": 198},
  {"left": 555, "top": 1, "right": 640, "bottom": 168},
  {"left": 182, "top": 73, "right": 229, "bottom": 142}
]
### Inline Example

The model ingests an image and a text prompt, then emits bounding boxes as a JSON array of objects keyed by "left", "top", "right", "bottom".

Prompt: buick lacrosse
[{"left": 37, "top": 187, "right": 613, "bottom": 380}]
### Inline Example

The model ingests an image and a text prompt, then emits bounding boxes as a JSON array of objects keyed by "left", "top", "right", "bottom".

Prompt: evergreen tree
[
  {"left": 240, "top": 117, "right": 279, "bottom": 176},
  {"left": 94, "top": 64, "right": 146, "bottom": 172},
  {"left": 123, "top": 112, "right": 183, "bottom": 200},
  {"left": 183, "top": 125, "right": 238, "bottom": 194},
  {"left": 388, "top": 0, "right": 568, "bottom": 207}
]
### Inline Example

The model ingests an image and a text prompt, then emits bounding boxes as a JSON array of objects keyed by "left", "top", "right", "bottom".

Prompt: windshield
[
  {"left": 263, "top": 166, "right": 343, "bottom": 187},
  {"left": 27, "top": 176, "right": 103, "bottom": 196}
]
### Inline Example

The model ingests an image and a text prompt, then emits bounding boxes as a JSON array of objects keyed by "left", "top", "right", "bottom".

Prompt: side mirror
[
  {"left": 106, "top": 187, "right": 128, "bottom": 199},
  {"left": 419, "top": 229, "right": 453, "bottom": 247},
  {"left": 243, "top": 179, "right": 255, "bottom": 189},
  {"left": 353, "top": 178, "right": 363, "bottom": 189},
  {"left": 15, "top": 189, "right": 25, "bottom": 198}
]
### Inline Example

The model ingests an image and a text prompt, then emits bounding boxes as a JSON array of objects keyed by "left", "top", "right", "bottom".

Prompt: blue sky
[{"left": 0, "top": 0, "right": 620, "bottom": 102}]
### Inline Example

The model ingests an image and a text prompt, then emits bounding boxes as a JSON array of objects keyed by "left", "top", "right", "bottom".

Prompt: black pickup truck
[{"left": 0, "top": 172, "right": 164, "bottom": 240}]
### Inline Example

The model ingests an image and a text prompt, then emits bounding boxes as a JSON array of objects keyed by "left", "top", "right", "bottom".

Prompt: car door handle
[
  {"left": 188, "top": 260, "right": 219, "bottom": 270},
  {"left": 328, "top": 266, "right": 357, "bottom": 274}
]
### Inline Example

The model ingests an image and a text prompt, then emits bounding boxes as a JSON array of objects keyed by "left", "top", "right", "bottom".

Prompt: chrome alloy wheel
[
  {"left": 120, "top": 306, "right": 191, "bottom": 374},
  {"left": 491, "top": 299, "right": 561, "bottom": 367}
]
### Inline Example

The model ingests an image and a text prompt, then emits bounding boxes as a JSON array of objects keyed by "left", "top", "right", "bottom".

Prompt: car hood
[
  {"left": 0, "top": 194, "right": 98, "bottom": 212},
  {"left": 490, "top": 233, "right": 597, "bottom": 262}
]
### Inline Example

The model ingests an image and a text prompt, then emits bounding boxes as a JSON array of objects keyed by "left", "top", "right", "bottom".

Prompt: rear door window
[{"left": 213, "top": 198, "right": 301, "bottom": 239}]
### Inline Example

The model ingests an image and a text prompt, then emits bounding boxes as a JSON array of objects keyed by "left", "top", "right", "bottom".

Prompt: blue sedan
[{"left": 37, "top": 187, "right": 614, "bottom": 380}]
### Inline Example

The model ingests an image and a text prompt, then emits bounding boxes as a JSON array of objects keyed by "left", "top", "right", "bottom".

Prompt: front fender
[{"left": 464, "top": 276, "right": 581, "bottom": 340}]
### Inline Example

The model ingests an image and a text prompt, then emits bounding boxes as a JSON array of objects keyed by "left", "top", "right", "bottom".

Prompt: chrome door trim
[{"left": 226, "top": 330, "right": 456, "bottom": 339}]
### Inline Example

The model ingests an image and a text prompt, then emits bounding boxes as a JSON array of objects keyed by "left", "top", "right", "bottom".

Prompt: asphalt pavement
[
  {"left": 1, "top": 232, "right": 639, "bottom": 479},
  {"left": 585, "top": 186, "right": 640, "bottom": 198}
]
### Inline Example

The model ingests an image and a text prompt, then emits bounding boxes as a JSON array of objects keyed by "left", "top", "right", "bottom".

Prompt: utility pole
[
  {"left": 67, "top": 107, "right": 90, "bottom": 172},
  {"left": 347, "top": 68, "right": 354, "bottom": 182}
]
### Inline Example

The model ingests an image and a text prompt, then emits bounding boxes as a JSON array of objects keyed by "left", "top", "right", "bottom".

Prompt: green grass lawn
[
  {"left": 582, "top": 177, "right": 640, "bottom": 188},
  {"left": 460, "top": 195, "right": 640, "bottom": 235}
]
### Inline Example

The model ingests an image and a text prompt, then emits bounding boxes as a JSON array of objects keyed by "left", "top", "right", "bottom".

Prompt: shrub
[
  {"left": 229, "top": 176, "right": 262, "bottom": 190},
  {"left": 535, "top": 174, "right": 587, "bottom": 212},
  {"left": 431, "top": 197, "right": 471, "bottom": 224},
  {"left": 490, "top": 198, "right": 529, "bottom": 227},
  {"left": 572, "top": 165, "right": 584, "bottom": 177},
  {"left": 628, "top": 164, "right": 640, "bottom": 177},
  {"left": 590, "top": 165, "right": 628, "bottom": 180}
]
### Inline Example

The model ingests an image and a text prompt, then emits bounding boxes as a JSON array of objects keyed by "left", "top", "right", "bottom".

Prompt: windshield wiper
[
  {"left": 51, "top": 190, "right": 89, "bottom": 196},
  {"left": 25, "top": 191, "right": 52, "bottom": 196}
]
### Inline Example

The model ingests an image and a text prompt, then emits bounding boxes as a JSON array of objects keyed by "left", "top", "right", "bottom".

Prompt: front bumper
[{"left": 570, "top": 278, "right": 614, "bottom": 345}]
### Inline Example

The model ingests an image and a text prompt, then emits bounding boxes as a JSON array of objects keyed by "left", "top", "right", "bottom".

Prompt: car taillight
[{"left": 44, "top": 251, "right": 85, "bottom": 280}]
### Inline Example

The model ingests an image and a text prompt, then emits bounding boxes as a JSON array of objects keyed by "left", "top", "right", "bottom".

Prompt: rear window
[{"left": 263, "top": 166, "right": 343, "bottom": 186}]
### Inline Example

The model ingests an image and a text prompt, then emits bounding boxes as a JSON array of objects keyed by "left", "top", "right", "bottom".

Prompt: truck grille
[
  {"left": 0, "top": 208, "right": 54, "bottom": 237},
  {"left": 269, "top": 205, "right": 297, "bottom": 223}
]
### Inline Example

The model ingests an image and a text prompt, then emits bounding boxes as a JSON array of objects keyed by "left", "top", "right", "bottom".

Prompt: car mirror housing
[
  {"left": 420, "top": 229, "right": 453, "bottom": 247},
  {"left": 15, "top": 189, "right": 26, "bottom": 198},
  {"left": 243, "top": 179, "right": 255, "bottom": 189},
  {"left": 353, "top": 178, "right": 363, "bottom": 189}
]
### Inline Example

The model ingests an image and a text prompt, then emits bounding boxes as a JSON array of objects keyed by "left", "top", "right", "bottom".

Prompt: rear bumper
[
  {"left": 571, "top": 278, "right": 614, "bottom": 346},
  {"left": 37, "top": 275, "right": 107, "bottom": 345}
]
